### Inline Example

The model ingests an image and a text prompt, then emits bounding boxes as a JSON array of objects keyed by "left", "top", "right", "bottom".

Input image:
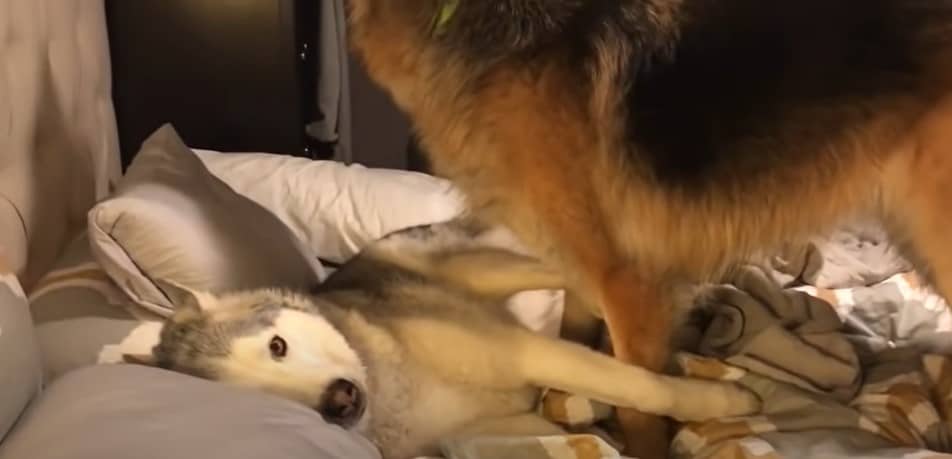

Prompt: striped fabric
[
  {"left": 0, "top": 252, "right": 42, "bottom": 441},
  {"left": 27, "top": 232, "right": 162, "bottom": 382}
]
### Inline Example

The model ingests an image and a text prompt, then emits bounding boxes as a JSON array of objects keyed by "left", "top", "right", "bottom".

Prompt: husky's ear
[
  {"left": 122, "top": 353, "right": 158, "bottom": 366},
  {"left": 155, "top": 278, "right": 207, "bottom": 314}
]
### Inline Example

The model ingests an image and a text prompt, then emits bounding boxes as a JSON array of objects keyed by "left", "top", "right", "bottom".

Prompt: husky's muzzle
[{"left": 317, "top": 379, "right": 366, "bottom": 428}]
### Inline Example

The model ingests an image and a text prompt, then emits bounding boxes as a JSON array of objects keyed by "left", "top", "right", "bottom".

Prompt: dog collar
[{"left": 431, "top": 0, "right": 458, "bottom": 36}]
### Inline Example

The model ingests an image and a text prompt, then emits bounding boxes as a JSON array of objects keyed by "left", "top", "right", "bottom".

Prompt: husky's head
[{"left": 125, "top": 283, "right": 369, "bottom": 430}]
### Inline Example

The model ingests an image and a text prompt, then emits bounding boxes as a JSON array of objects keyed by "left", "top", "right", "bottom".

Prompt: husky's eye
[{"left": 269, "top": 336, "right": 287, "bottom": 359}]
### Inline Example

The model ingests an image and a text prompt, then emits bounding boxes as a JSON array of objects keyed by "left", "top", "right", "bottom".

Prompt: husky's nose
[{"left": 317, "top": 379, "right": 365, "bottom": 427}]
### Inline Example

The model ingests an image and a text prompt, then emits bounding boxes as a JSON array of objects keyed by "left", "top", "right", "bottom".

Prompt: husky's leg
[
  {"left": 395, "top": 318, "right": 756, "bottom": 421},
  {"left": 372, "top": 243, "right": 565, "bottom": 299},
  {"left": 514, "top": 332, "right": 760, "bottom": 422},
  {"left": 399, "top": 319, "right": 758, "bottom": 421},
  {"left": 594, "top": 267, "right": 676, "bottom": 458},
  {"left": 428, "top": 248, "right": 565, "bottom": 299}
]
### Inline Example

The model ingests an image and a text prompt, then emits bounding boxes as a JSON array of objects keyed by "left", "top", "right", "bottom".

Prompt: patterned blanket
[
  {"left": 434, "top": 223, "right": 952, "bottom": 459},
  {"left": 669, "top": 267, "right": 952, "bottom": 459}
]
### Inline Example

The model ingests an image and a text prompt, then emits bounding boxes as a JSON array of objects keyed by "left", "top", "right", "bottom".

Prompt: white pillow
[
  {"left": 88, "top": 126, "right": 562, "bottom": 337},
  {"left": 194, "top": 149, "right": 566, "bottom": 337},
  {"left": 87, "top": 125, "right": 324, "bottom": 316},
  {"left": 194, "top": 150, "right": 466, "bottom": 264}
]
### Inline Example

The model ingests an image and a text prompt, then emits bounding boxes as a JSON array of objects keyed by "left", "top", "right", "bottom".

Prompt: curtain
[
  {"left": 0, "top": 0, "right": 121, "bottom": 289},
  {"left": 307, "top": 0, "right": 353, "bottom": 163}
]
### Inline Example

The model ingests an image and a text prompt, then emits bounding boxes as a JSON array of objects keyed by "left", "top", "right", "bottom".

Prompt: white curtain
[{"left": 0, "top": 0, "right": 121, "bottom": 289}]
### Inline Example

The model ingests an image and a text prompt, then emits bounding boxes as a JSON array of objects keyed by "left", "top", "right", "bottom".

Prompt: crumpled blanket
[
  {"left": 502, "top": 266, "right": 952, "bottom": 459},
  {"left": 767, "top": 218, "right": 911, "bottom": 289},
  {"left": 438, "top": 434, "right": 625, "bottom": 459},
  {"left": 692, "top": 266, "right": 862, "bottom": 403},
  {"left": 670, "top": 265, "right": 952, "bottom": 459},
  {"left": 430, "top": 221, "right": 952, "bottom": 459}
]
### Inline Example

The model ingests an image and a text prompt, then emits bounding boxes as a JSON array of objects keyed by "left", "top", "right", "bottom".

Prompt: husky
[{"left": 126, "top": 219, "right": 759, "bottom": 459}]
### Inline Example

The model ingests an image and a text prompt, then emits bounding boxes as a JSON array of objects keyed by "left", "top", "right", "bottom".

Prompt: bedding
[
  {"left": 666, "top": 269, "right": 952, "bottom": 459},
  {"left": 0, "top": 257, "right": 41, "bottom": 442},
  {"left": 0, "top": 364, "right": 380, "bottom": 459},
  {"left": 767, "top": 218, "right": 913, "bottom": 289},
  {"left": 194, "top": 147, "right": 465, "bottom": 264},
  {"left": 473, "top": 222, "right": 952, "bottom": 459},
  {"left": 29, "top": 231, "right": 160, "bottom": 381}
]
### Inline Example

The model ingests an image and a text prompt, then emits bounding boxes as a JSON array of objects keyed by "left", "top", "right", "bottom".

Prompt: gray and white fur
[{"left": 128, "top": 218, "right": 759, "bottom": 459}]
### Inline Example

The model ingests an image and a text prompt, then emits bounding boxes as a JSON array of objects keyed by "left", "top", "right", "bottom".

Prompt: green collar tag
[{"left": 432, "top": 0, "right": 459, "bottom": 35}]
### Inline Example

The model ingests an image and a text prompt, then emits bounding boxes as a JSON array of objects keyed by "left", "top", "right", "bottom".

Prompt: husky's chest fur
[{"left": 320, "top": 286, "right": 539, "bottom": 458}]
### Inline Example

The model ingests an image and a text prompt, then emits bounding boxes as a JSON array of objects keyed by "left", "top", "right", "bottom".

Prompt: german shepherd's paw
[{"left": 668, "top": 379, "right": 761, "bottom": 422}]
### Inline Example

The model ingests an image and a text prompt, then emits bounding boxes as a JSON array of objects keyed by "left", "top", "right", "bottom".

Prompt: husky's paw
[{"left": 668, "top": 379, "right": 761, "bottom": 422}]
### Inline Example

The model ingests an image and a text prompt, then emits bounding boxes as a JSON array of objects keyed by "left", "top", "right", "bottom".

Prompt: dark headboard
[{"left": 105, "top": 0, "right": 334, "bottom": 168}]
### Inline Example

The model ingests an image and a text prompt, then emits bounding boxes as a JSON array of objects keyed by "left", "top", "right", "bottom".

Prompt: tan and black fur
[{"left": 346, "top": 1, "right": 952, "bottom": 456}]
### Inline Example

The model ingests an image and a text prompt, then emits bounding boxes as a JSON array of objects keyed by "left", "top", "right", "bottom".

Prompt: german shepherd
[
  {"left": 346, "top": 1, "right": 952, "bottom": 456},
  {"left": 126, "top": 219, "right": 758, "bottom": 459}
]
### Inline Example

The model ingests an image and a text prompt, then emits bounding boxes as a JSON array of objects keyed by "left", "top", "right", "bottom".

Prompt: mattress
[{"left": 29, "top": 231, "right": 159, "bottom": 382}]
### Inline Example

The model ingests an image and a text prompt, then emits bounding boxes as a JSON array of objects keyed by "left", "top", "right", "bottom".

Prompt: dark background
[{"left": 105, "top": 0, "right": 421, "bottom": 171}]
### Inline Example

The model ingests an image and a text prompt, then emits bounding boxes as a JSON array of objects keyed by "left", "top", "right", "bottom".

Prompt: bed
[{"left": 2, "top": 1, "right": 952, "bottom": 459}]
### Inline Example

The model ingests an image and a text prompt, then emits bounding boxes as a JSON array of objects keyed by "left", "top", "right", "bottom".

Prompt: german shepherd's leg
[
  {"left": 515, "top": 250, "right": 674, "bottom": 455},
  {"left": 497, "top": 193, "right": 676, "bottom": 456},
  {"left": 504, "top": 197, "right": 678, "bottom": 457},
  {"left": 471, "top": 87, "right": 685, "bottom": 454},
  {"left": 885, "top": 96, "right": 952, "bottom": 302},
  {"left": 598, "top": 266, "right": 677, "bottom": 459}
]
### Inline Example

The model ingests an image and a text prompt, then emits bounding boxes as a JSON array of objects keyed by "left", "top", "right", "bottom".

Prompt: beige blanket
[
  {"left": 436, "top": 262, "right": 952, "bottom": 459},
  {"left": 670, "top": 266, "right": 952, "bottom": 459}
]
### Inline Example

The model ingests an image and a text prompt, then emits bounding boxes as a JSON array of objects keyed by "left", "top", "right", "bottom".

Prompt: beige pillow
[
  {"left": 0, "top": 365, "right": 381, "bottom": 459},
  {"left": 29, "top": 231, "right": 158, "bottom": 382},
  {"left": 0, "top": 267, "right": 41, "bottom": 442},
  {"left": 87, "top": 125, "right": 323, "bottom": 316}
]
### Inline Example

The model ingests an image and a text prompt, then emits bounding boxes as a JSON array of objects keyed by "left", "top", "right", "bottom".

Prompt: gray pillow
[
  {"left": 0, "top": 271, "right": 41, "bottom": 442},
  {"left": 0, "top": 364, "right": 381, "bottom": 459},
  {"left": 29, "top": 232, "right": 158, "bottom": 382},
  {"left": 88, "top": 124, "right": 324, "bottom": 317}
]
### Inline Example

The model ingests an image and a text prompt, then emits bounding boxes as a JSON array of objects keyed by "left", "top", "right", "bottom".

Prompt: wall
[{"left": 346, "top": 51, "right": 412, "bottom": 170}]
